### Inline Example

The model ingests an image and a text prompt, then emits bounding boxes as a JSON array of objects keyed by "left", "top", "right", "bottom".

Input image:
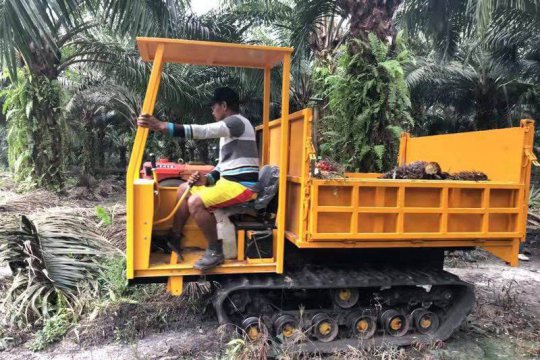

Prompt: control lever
[
  {"left": 145, "top": 166, "right": 152, "bottom": 177},
  {"left": 150, "top": 153, "right": 157, "bottom": 169},
  {"left": 153, "top": 171, "right": 199, "bottom": 226}
]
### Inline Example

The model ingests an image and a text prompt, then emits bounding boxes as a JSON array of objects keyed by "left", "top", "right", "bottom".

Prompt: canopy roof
[{"left": 136, "top": 37, "right": 293, "bottom": 69}]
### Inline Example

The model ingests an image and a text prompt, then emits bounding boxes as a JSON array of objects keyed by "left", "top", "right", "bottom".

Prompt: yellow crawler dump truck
[{"left": 127, "top": 38, "right": 536, "bottom": 351}]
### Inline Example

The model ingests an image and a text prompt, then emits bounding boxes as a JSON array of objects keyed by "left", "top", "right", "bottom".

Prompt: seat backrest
[{"left": 253, "top": 165, "right": 279, "bottom": 210}]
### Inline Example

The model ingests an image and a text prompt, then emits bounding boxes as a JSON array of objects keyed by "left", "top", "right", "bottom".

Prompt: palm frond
[
  {"left": 0, "top": 0, "right": 93, "bottom": 79},
  {"left": 0, "top": 211, "right": 117, "bottom": 326},
  {"left": 99, "top": 0, "right": 232, "bottom": 41},
  {"left": 399, "top": 0, "right": 471, "bottom": 61},
  {"left": 60, "top": 31, "right": 205, "bottom": 111}
]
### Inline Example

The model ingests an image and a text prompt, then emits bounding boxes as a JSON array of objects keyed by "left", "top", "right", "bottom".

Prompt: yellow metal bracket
[{"left": 167, "top": 276, "right": 183, "bottom": 296}]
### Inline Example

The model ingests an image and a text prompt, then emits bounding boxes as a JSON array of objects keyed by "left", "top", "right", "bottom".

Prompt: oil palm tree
[
  {"left": 399, "top": 0, "right": 540, "bottom": 62},
  {"left": 223, "top": 0, "right": 404, "bottom": 51},
  {"left": 223, "top": 0, "right": 410, "bottom": 172},
  {"left": 407, "top": 47, "right": 533, "bottom": 132},
  {"left": 402, "top": 1, "right": 540, "bottom": 133},
  {"left": 0, "top": 0, "right": 237, "bottom": 189}
]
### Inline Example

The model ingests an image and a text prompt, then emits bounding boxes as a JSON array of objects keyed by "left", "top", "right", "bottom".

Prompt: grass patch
[
  {"left": 95, "top": 205, "right": 112, "bottom": 226},
  {"left": 30, "top": 308, "right": 73, "bottom": 351}
]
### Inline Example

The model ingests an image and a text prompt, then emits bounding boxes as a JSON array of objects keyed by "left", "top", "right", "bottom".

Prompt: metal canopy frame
[{"left": 126, "top": 37, "right": 293, "bottom": 278}]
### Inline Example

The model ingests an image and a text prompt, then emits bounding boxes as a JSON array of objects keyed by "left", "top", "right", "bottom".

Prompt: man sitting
[{"left": 137, "top": 87, "right": 259, "bottom": 270}]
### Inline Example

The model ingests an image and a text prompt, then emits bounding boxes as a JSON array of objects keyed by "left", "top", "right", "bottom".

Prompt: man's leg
[
  {"left": 171, "top": 182, "right": 191, "bottom": 238},
  {"left": 167, "top": 183, "right": 191, "bottom": 255},
  {"left": 188, "top": 195, "right": 224, "bottom": 270}
]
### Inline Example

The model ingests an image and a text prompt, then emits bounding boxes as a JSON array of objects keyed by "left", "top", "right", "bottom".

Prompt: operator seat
[
  {"left": 215, "top": 165, "right": 279, "bottom": 259},
  {"left": 227, "top": 165, "right": 279, "bottom": 220}
]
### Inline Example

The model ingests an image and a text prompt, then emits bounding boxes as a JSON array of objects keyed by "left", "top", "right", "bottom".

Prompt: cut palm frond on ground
[
  {"left": 98, "top": 204, "right": 126, "bottom": 249},
  {"left": 0, "top": 213, "right": 118, "bottom": 327},
  {"left": 0, "top": 190, "right": 67, "bottom": 214},
  {"left": 527, "top": 211, "right": 540, "bottom": 229}
]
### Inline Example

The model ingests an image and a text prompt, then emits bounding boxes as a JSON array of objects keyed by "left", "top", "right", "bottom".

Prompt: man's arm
[
  {"left": 137, "top": 114, "right": 244, "bottom": 139},
  {"left": 137, "top": 114, "right": 228, "bottom": 186}
]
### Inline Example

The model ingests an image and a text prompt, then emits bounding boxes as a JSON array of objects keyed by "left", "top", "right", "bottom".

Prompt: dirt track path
[{"left": 1, "top": 326, "right": 221, "bottom": 360}]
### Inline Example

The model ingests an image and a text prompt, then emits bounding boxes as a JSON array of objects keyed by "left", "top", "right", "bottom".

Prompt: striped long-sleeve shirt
[{"left": 171, "top": 114, "right": 259, "bottom": 186}]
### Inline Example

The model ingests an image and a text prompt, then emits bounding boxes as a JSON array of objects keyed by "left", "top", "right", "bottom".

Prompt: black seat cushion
[{"left": 227, "top": 165, "right": 279, "bottom": 213}]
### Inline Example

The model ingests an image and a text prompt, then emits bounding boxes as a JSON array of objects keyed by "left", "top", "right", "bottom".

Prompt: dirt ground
[
  {"left": 1, "top": 176, "right": 539, "bottom": 360},
  {"left": 2, "top": 250, "right": 538, "bottom": 360}
]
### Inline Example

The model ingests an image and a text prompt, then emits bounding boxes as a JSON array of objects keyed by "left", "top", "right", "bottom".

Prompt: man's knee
[
  {"left": 188, "top": 195, "right": 206, "bottom": 213},
  {"left": 176, "top": 182, "right": 189, "bottom": 197}
]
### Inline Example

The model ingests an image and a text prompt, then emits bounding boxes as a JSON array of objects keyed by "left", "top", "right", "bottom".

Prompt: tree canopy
[{"left": 0, "top": 0, "right": 539, "bottom": 184}]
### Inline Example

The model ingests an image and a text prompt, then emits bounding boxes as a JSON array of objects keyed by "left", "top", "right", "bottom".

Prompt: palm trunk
[
  {"left": 97, "top": 127, "right": 106, "bottom": 168},
  {"left": 81, "top": 114, "right": 97, "bottom": 177},
  {"left": 339, "top": 0, "right": 403, "bottom": 42},
  {"left": 319, "top": 0, "right": 409, "bottom": 172},
  {"left": 475, "top": 81, "right": 498, "bottom": 130},
  {"left": 28, "top": 75, "right": 64, "bottom": 189},
  {"left": 119, "top": 146, "right": 127, "bottom": 169}
]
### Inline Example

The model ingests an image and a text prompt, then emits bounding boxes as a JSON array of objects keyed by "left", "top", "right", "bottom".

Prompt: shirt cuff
[
  {"left": 166, "top": 123, "right": 186, "bottom": 137},
  {"left": 167, "top": 122, "right": 175, "bottom": 136}
]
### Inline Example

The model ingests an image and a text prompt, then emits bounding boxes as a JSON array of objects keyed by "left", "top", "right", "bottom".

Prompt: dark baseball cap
[{"left": 208, "top": 87, "right": 240, "bottom": 110}]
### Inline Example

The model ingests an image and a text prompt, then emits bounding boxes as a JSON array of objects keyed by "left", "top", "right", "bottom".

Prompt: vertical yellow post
[
  {"left": 520, "top": 120, "right": 536, "bottom": 237},
  {"left": 481, "top": 189, "right": 490, "bottom": 234},
  {"left": 298, "top": 108, "right": 312, "bottom": 242},
  {"left": 398, "top": 133, "right": 409, "bottom": 166},
  {"left": 262, "top": 67, "right": 271, "bottom": 165},
  {"left": 441, "top": 187, "right": 449, "bottom": 234},
  {"left": 126, "top": 44, "right": 165, "bottom": 279},
  {"left": 276, "top": 54, "right": 291, "bottom": 273},
  {"left": 237, "top": 230, "right": 246, "bottom": 261}
]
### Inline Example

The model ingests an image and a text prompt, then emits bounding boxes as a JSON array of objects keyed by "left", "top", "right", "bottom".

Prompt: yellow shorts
[{"left": 190, "top": 178, "right": 257, "bottom": 210}]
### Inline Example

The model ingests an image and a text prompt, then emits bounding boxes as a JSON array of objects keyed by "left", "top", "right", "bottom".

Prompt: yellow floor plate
[{"left": 136, "top": 249, "right": 277, "bottom": 277}]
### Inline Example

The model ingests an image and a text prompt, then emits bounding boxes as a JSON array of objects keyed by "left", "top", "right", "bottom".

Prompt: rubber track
[{"left": 212, "top": 267, "right": 475, "bottom": 353}]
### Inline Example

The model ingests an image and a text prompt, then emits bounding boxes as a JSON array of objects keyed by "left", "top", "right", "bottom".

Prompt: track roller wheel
[
  {"left": 381, "top": 309, "right": 409, "bottom": 337},
  {"left": 411, "top": 308, "right": 440, "bottom": 334},
  {"left": 274, "top": 314, "right": 299, "bottom": 342},
  {"left": 349, "top": 312, "right": 377, "bottom": 339},
  {"left": 242, "top": 317, "right": 267, "bottom": 342},
  {"left": 332, "top": 288, "right": 360, "bottom": 309},
  {"left": 311, "top": 313, "right": 339, "bottom": 342}
]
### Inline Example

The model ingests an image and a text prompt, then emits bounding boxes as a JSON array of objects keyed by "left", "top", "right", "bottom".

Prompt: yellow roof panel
[{"left": 136, "top": 37, "right": 293, "bottom": 69}]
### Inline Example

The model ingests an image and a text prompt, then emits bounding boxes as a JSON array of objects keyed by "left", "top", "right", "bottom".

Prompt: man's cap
[{"left": 208, "top": 87, "right": 240, "bottom": 107}]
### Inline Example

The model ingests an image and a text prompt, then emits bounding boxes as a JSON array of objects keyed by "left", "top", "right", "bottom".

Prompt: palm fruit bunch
[
  {"left": 314, "top": 159, "right": 345, "bottom": 179},
  {"left": 380, "top": 161, "right": 445, "bottom": 180},
  {"left": 380, "top": 161, "right": 488, "bottom": 181},
  {"left": 316, "top": 159, "right": 337, "bottom": 172},
  {"left": 448, "top": 171, "right": 488, "bottom": 181}
]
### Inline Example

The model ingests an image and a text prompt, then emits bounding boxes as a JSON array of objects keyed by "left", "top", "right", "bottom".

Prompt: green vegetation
[
  {"left": 1, "top": 0, "right": 538, "bottom": 188},
  {"left": 95, "top": 205, "right": 112, "bottom": 226},
  {"left": 2, "top": 72, "right": 37, "bottom": 185},
  {"left": 29, "top": 306, "right": 73, "bottom": 351},
  {"left": 316, "top": 33, "right": 413, "bottom": 171}
]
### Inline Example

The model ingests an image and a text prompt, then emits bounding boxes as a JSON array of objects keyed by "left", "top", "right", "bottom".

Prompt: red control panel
[{"left": 141, "top": 157, "right": 214, "bottom": 183}]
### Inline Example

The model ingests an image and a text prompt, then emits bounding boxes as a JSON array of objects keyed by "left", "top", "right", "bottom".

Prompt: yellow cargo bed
[{"left": 261, "top": 109, "right": 536, "bottom": 267}]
